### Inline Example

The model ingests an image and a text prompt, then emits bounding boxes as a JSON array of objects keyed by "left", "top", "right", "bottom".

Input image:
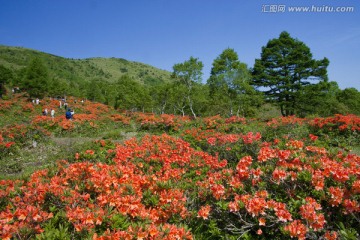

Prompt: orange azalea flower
[
  {"left": 85, "top": 149, "right": 95, "bottom": 155},
  {"left": 328, "top": 187, "right": 344, "bottom": 206},
  {"left": 5, "top": 141, "right": 15, "bottom": 148},
  {"left": 32, "top": 213, "right": 42, "bottom": 222},
  {"left": 197, "top": 205, "right": 211, "bottom": 220},
  {"left": 276, "top": 209, "right": 293, "bottom": 222},
  {"left": 259, "top": 217, "right": 266, "bottom": 226},
  {"left": 148, "top": 224, "right": 159, "bottom": 237},
  {"left": 228, "top": 201, "right": 239, "bottom": 212},
  {"left": 312, "top": 170, "right": 324, "bottom": 190},
  {"left": 258, "top": 147, "right": 277, "bottom": 162},
  {"left": 286, "top": 140, "right": 304, "bottom": 149},
  {"left": 309, "top": 134, "right": 318, "bottom": 141},
  {"left": 284, "top": 220, "right": 307, "bottom": 240},
  {"left": 272, "top": 168, "right": 287, "bottom": 183},
  {"left": 245, "top": 197, "right": 267, "bottom": 217},
  {"left": 207, "top": 137, "right": 216, "bottom": 146},
  {"left": 242, "top": 132, "right": 261, "bottom": 144},
  {"left": 352, "top": 180, "right": 360, "bottom": 193},
  {"left": 211, "top": 184, "right": 225, "bottom": 200},
  {"left": 324, "top": 231, "right": 338, "bottom": 240},
  {"left": 342, "top": 199, "right": 360, "bottom": 214}
]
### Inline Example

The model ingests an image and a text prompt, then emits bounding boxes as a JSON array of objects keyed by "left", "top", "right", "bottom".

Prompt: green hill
[{"left": 0, "top": 45, "right": 172, "bottom": 85}]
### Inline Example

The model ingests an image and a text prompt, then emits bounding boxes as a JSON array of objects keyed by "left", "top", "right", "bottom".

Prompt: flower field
[{"left": 0, "top": 94, "right": 359, "bottom": 239}]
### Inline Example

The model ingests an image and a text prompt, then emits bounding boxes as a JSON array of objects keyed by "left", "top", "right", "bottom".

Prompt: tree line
[{"left": 1, "top": 31, "right": 360, "bottom": 117}]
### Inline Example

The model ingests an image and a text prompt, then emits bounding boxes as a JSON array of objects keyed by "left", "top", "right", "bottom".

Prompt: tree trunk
[
  {"left": 161, "top": 101, "right": 167, "bottom": 114},
  {"left": 187, "top": 96, "right": 197, "bottom": 119}
]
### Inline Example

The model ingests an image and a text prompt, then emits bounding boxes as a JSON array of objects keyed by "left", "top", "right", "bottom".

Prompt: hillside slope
[{"left": 0, "top": 45, "right": 172, "bottom": 85}]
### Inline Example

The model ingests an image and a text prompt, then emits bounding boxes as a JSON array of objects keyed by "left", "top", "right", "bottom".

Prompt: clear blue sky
[{"left": 1, "top": 0, "right": 359, "bottom": 90}]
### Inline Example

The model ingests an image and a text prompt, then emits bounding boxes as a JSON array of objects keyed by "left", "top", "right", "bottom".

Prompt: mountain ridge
[{"left": 0, "top": 45, "right": 172, "bottom": 85}]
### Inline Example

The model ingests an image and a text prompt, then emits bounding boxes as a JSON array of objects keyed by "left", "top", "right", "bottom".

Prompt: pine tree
[{"left": 252, "top": 31, "right": 329, "bottom": 116}]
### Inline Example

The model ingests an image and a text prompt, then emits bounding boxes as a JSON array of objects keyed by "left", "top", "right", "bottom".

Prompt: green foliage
[
  {"left": 252, "top": 31, "right": 329, "bottom": 116},
  {"left": 337, "top": 222, "right": 359, "bottom": 240},
  {"left": 0, "top": 45, "right": 172, "bottom": 87},
  {"left": 192, "top": 219, "right": 224, "bottom": 240},
  {"left": 1, "top": 44, "right": 359, "bottom": 117},
  {"left": 36, "top": 211, "right": 73, "bottom": 240},
  {"left": 111, "top": 214, "right": 131, "bottom": 230},
  {"left": 172, "top": 56, "right": 204, "bottom": 118},
  {"left": 0, "top": 65, "right": 14, "bottom": 96},
  {"left": 22, "top": 57, "right": 50, "bottom": 98},
  {"left": 207, "top": 48, "right": 263, "bottom": 117},
  {"left": 142, "top": 189, "right": 159, "bottom": 207},
  {"left": 337, "top": 87, "right": 360, "bottom": 115},
  {"left": 297, "top": 81, "right": 348, "bottom": 117},
  {"left": 0, "top": 93, "right": 360, "bottom": 238},
  {"left": 114, "top": 75, "right": 152, "bottom": 111}
]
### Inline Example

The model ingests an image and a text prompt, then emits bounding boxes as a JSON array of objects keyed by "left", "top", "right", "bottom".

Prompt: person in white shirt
[{"left": 51, "top": 109, "right": 55, "bottom": 118}]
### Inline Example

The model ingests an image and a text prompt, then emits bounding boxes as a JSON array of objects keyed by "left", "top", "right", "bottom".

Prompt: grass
[
  {"left": 0, "top": 45, "right": 172, "bottom": 85},
  {"left": 350, "top": 145, "right": 360, "bottom": 155}
]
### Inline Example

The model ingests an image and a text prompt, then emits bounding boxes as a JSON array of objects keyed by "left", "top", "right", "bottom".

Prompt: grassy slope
[{"left": 0, "top": 45, "right": 172, "bottom": 84}]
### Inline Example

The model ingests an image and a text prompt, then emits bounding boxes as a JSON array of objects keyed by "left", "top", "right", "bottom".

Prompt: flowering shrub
[
  {"left": 0, "top": 132, "right": 359, "bottom": 239},
  {"left": 0, "top": 94, "right": 359, "bottom": 239},
  {"left": 0, "top": 101, "right": 13, "bottom": 112},
  {"left": 311, "top": 114, "right": 360, "bottom": 132}
]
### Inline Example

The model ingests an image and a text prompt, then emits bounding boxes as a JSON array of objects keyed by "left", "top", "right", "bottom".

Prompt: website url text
[{"left": 261, "top": 5, "right": 354, "bottom": 13}]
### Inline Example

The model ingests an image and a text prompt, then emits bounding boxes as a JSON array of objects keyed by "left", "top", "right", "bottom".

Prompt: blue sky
[{"left": 0, "top": 0, "right": 359, "bottom": 90}]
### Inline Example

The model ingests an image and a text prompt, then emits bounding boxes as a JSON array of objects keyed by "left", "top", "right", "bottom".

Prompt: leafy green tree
[
  {"left": 114, "top": 75, "right": 151, "bottom": 112},
  {"left": 337, "top": 87, "right": 360, "bottom": 115},
  {"left": 233, "top": 69, "right": 264, "bottom": 117},
  {"left": 149, "top": 83, "right": 173, "bottom": 114},
  {"left": 172, "top": 57, "right": 203, "bottom": 118},
  {"left": 252, "top": 31, "right": 329, "bottom": 116},
  {"left": 102, "top": 83, "right": 117, "bottom": 107},
  {"left": 0, "top": 65, "right": 14, "bottom": 97},
  {"left": 208, "top": 48, "right": 262, "bottom": 116},
  {"left": 169, "top": 83, "right": 188, "bottom": 116},
  {"left": 297, "top": 81, "right": 347, "bottom": 117},
  {"left": 48, "top": 78, "right": 69, "bottom": 97},
  {"left": 87, "top": 79, "right": 105, "bottom": 103},
  {"left": 22, "top": 57, "right": 50, "bottom": 98},
  {"left": 190, "top": 83, "right": 210, "bottom": 117}
]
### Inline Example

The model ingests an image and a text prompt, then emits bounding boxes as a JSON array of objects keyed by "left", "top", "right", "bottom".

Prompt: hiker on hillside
[
  {"left": 51, "top": 109, "right": 55, "bottom": 118},
  {"left": 65, "top": 109, "right": 72, "bottom": 120},
  {"left": 70, "top": 109, "right": 75, "bottom": 119}
]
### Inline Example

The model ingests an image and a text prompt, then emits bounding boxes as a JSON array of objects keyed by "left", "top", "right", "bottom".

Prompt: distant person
[
  {"left": 44, "top": 108, "right": 48, "bottom": 115},
  {"left": 64, "top": 102, "right": 68, "bottom": 110},
  {"left": 70, "top": 109, "right": 75, "bottom": 119},
  {"left": 65, "top": 109, "right": 73, "bottom": 120},
  {"left": 36, "top": 98, "right": 40, "bottom": 105},
  {"left": 51, "top": 109, "right": 55, "bottom": 118}
]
